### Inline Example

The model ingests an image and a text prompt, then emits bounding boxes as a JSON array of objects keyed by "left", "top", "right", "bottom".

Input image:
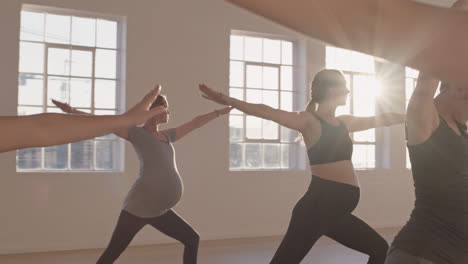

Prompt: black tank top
[
  {"left": 308, "top": 113, "right": 353, "bottom": 165},
  {"left": 392, "top": 117, "right": 468, "bottom": 263}
]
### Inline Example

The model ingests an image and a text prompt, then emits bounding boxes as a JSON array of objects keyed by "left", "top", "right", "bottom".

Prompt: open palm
[{"left": 199, "top": 84, "right": 231, "bottom": 106}]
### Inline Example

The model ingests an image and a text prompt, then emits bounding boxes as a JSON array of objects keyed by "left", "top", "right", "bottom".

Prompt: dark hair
[
  {"left": 310, "top": 69, "right": 345, "bottom": 104},
  {"left": 150, "top": 95, "right": 168, "bottom": 109}
]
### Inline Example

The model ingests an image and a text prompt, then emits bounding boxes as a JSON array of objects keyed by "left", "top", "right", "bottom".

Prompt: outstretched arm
[
  {"left": 339, "top": 113, "right": 406, "bottom": 132},
  {"left": 199, "top": 84, "right": 314, "bottom": 133},
  {"left": 170, "top": 107, "right": 232, "bottom": 142},
  {"left": 0, "top": 86, "right": 165, "bottom": 153},
  {"left": 52, "top": 100, "right": 131, "bottom": 139},
  {"left": 405, "top": 0, "right": 467, "bottom": 145},
  {"left": 225, "top": 0, "right": 468, "bottom": 87}
]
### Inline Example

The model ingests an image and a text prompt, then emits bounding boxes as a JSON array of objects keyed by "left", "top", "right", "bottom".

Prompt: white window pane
[
  {"left": 95, "top": 79, "right": 117, "bottom": 109},
  {"left": 48, "top": 48, "right": 71, "bottom": 76},
  {"left": 17, "top": 106, "right": 43, "bottom": 115},
  {"left": 95, "top": 49, "right": 116, "bottom": 79},
  {"left": 71, "top": 50, "right": 92, "bottom": 77},
  {"left": 230, "top": 143, "right": 243, "bottom": 169},
  {"left": 263, "top": 66, "right": 279, "bottom": 90},
  {"left": 71, "top": 140, "right": 94, "bottom": 169},
  {"left": 95, "top": 110, "right": 116, "bottom": 115},
  {"left": 406, "top": 67, "right": 419, "bottom": 79},
  {"left": 244, "top": 37, "right": 262, "bottom": 62},
  {"left": 281, "top": 126, "right": 298, "bottom": 142},
  {"left": 326, "top": 46, "right": 375, "bottom": 74},
  {"left": 72, "top": 17, "right": 96, "bottom": 47},
  {"left": 326, "top": 46, "right": 347, "bottom": 70},
  {"left": 280, "top": 91, "right": 293, "bottom": 111},
  {"left": 246, "top": 65, "right": 262, "bottom": 88},
  {"left": 281, "top": 66, "right": 293, "bottom": 91},
  {"left": 230, "top": 61, "right": 244, "bottom": 87},
  {"left": 47, "top": 107, "right": 64, "bottom": 113},
  {"left": 405, "top": 78, "right": 416, "bottom": 106},
  {"left": 20, "top": 11, "right": 44, "bottom": 41},
  {"left": 246, "top": 116, "right": 262, "bottom": 139},
  {"left": 353, "top": 129, "right": 375, "bottom": 143},
  {"left": 246, "top": 89, "right": 262, "bottom": 104},
  {"left": 97, "top": 19, "right": 117, "bottom": 49},
  {"left": 19, "top": 42, "right": 44, "bottom": 74},
  {"left": 230, "top": 35, "right": 244, "bottom": 60},
  {"left": 70, "top": 78, "right": 92, "bottom": 108},
  {"left": 281, "top": 41, "right": 293, "bottom": 65},
  {"left": 352, "top": 51, "right": 375, "bottom": 74},
  {"left": 45, "top": 14, "right": 71, "bottom": 44},
  {"left": 229, "top": 88, "right": 243, "bottom": 115},
  {"left": 44, "top": 144, "right": 69, "bottom": 169},
  {"left": 352, "top": 144, "right": 375, "bottom": 169},
  {"left": 262, "top": 119, "right": 279, "bottom": 140},
  {"left": 47, "top": 76, "right": 69, "bottom": 106},
  {"left": 229, "top": 115, "right": 243, "bottom": 141},
  {"left": 263, "top": 90, "right": 279, "bottom": 108},
  {"left": 281, "top": 144, "right": 291, "bottom": 168},
  {"left": 17, "top": 148, "right": 42, "bottom": 170},
  {"left": 95, "top": 140, "right": 115, "bottom": 170},
  {"left": 263, "top": 144, "right": 280, "bottom": 168},
  {"left": 18, "top": 74, "right": 43, "bottom": 106},
  {"left": 352, "top": 75, "right": 378, "bottom": 117},
  {"left": 263, "top": 39, "right": 281, "bottom": 64},
  {"left": 406, "top": 149, "right": 411, "bottom": 169},
  {"left": 245, "top": 143, "right": 261, "bottom": 168}
]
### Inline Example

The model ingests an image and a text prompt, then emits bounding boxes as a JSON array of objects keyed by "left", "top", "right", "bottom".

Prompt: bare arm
[
  {"left": 0, "top": 86, "right": 165, "bottom": 153},
  {"left": 405, "top": 0, "right": 467, "bottom": 145},
  {"left": 225, "top": 0, "right": 468, "bottom": 87},
  {"left": 338, "top": 113, "right": 406, "bottom": 132},
  {"left": 406, "top": 73, "right": 440, "bottom": 145},
  {"left": 52, "top": 100, "right": 130, "bottom": 139},
  {"left": 170, "top": 107, "right": 232, "bottom": 142},
  {"left": 199, "top": 84, "right": 314, "bottom": 133}
]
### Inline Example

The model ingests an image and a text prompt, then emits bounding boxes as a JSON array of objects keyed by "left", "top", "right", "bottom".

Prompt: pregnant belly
[{"left": 140, "top": 174, "right": 183, "bottom": 205}]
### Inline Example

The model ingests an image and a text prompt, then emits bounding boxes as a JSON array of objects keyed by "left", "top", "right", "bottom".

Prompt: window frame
[
  {"left": 229, "top": 30, "right": 307, "bottom": 171},
  {"left": 16, "top": 4, "right": 127, "bottom": 173}
]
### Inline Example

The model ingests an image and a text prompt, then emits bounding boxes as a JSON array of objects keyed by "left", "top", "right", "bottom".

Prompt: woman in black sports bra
[{"left": 199, "top": 69, "right": 405, "bottom": 264}]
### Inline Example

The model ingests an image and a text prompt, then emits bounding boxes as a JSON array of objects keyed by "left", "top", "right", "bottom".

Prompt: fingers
[
  {"left": 201, "top": 94, "right": 213, "bottom": 100},
  {"left": 142, "top": 84, "right": 162, "bottom": 104},
  {"left": 51, "top": 99, "right": 64, "bottom": 106}
]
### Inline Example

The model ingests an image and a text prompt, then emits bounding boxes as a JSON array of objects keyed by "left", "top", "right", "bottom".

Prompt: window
[
  {"left": 326, "top": 46, "right": 381, "bottom": 169},
  {"left": 17, "top": 5, "right": 125, "bottom": 172},
  {"left": 228, "top": 32, "right": 305, "bottom": 171}
]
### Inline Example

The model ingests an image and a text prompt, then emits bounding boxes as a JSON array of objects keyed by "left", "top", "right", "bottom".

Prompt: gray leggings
[{"left": 385, "top": 247, "right": 434, "bottom": 264}]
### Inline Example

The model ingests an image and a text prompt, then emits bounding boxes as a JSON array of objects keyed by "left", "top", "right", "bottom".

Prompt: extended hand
[
  {"left": 217, "top": 107, "right": 233, "bottom": 115},
  {"left": 51, "top": 99, "right": 74, "bottom": 113},
  {"left": 123, "top": 84, "right": 167, "bottom": 126},
  {"left": 199, "top": 84, "right": 231, "bottom": 106}
]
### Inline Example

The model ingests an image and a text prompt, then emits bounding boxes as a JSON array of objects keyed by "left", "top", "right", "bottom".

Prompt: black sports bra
[{"left": 307, "top": 113, "right": 353, "bottom": 165}]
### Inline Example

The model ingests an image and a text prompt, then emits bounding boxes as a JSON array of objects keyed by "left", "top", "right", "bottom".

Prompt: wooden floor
[{"left": 0, "top": 228, "right": 398, "bottom": 264}]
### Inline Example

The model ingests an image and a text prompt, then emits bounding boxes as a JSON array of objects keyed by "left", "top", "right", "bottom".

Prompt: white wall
[{"left": 0, "top": 0, "right": 418, "bottom": 255}]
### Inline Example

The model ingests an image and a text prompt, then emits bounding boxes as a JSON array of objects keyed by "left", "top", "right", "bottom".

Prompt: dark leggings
[
  {"left": 96, "top": 210, "right": 199, "bottom": 264},
  {"left": 271, "top": 176, "right": 389, "bottom": 264}
]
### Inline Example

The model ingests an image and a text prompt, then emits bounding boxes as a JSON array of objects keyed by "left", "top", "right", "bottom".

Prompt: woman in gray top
[{"left": 53, "top": 95, "right": 231, "bottom": 264}]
